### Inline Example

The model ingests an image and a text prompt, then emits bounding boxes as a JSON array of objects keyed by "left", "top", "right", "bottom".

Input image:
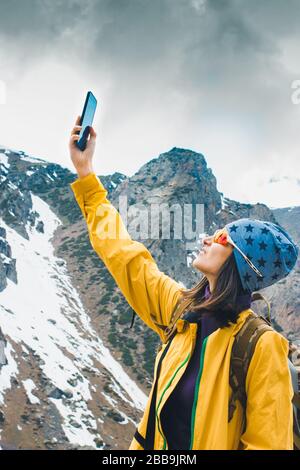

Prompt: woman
[{"left": 69, "top": 117, "right": 298, "bottom": 450}]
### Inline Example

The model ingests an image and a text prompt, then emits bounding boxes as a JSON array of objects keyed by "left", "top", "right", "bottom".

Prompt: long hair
[{"left": 175, "top": 252, "right": 250, "bottom": 328}]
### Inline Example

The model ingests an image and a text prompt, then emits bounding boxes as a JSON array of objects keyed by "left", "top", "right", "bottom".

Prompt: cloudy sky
[{"left": 0, "top": 0, "right": 299, "bottom": 208}]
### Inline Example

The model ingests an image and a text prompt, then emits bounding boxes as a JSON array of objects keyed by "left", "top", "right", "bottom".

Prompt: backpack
[{"left": 228, "top": 293, "right": 300, "bottom": 451}]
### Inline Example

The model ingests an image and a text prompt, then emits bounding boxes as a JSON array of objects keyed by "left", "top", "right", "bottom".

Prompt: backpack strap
[
  {"left": 251, "top": 291, "right": 271, "bottom": 324},
  {"left": 228, "top": 311, "right": 274, "bottom": 428}
]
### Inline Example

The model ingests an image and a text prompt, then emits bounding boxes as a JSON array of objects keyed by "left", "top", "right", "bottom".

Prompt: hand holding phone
[{"left": 69, "top": 91, "right": 98, "bottom": 179}]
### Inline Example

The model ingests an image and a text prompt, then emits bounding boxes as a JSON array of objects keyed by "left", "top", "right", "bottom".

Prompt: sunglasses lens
[{"left": 214, "top": 229, "right": 228, "bottom": 245}]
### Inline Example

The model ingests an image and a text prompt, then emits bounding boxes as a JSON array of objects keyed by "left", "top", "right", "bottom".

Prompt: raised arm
[{"left": 68, "top": 117, "right": 183, "bottom": 343}]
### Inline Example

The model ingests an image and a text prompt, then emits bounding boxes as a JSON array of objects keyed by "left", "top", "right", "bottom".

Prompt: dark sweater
[{"left": 159, "top": 284, "right": 252, "bottom": 450}]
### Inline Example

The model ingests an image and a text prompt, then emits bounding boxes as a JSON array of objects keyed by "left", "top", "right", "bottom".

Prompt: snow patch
[
  {"left": 220, "top": 194, "right": 230, "bottom": 210},
  {"left": 23, "top": 379, "right": 40, "bottom": 404},
  {"left": 0, "top": 253, "right": 11, "bottom": 264},
  {"left": 19, "top": 154, "right": 45, "bottom": 164},
  {"left": 0, "top": 341, "right": 19, "bottom": 406},
  {"left": 0, "top": 153, "right": 10, "bottom": 170},
  {"left": 7, "top": 181, "right": 18, "bottom": 191},
  {"left": 101, "top": 391, "right": 118, "bottom": 407}
]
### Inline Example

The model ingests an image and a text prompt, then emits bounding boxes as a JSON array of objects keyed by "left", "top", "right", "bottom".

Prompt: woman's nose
[{"left": 203, "top": 235, "right": 213, "bottom": 246}]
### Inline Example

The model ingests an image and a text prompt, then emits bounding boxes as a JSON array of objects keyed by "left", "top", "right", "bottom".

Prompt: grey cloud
[
  {"left": 0, "top": 0, "right": 299, "bottom": 185},
  {"left": 0, "top": 0, "right": 85, "bottom": 36},
  {"left": 0, "top": 0, "right": 299, "bottom": 75}
]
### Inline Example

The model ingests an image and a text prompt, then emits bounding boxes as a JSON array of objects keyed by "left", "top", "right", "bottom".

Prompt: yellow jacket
[{"left": 70, "top": 172, "right": 294, "bottom": 450}]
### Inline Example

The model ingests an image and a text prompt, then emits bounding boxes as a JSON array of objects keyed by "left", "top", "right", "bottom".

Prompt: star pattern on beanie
[{"left": 225, "top": 218, "right": 299, "bottom": 293}]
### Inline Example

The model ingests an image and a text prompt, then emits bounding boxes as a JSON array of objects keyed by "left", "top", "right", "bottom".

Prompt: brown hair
[{"left": 175, "top": 252, "right": 249, "bottom": 328}]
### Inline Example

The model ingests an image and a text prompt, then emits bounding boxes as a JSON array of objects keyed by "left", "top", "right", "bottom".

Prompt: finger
[
  {"left": 70, "top": 125, "right": 82, "bottom": 135},
  {"left": 70, "top": 134, "right": 80, "bottom": 143},
  {"left": 75, "top": 115, "right": 81, "bottom": 125},
  {"left": 86, "top": 129, "right": 97, "bottom": 150},
  {"left": 89, "top": 126, "right": 97, "bottom": 139}
]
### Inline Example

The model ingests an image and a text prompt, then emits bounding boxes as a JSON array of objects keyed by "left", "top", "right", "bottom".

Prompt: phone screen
[{"left": 76, "top": 91, "right": 97, "bottom": 151}]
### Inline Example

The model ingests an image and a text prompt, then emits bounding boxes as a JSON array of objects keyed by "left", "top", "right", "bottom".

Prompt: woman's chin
[{"left": 192, "top": 258, "right": 203, "bottom": 271}]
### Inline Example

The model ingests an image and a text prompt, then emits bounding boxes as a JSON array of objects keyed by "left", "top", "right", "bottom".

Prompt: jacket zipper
[
  {"left": 155, "top": 351, "right": 191, "bottom": 450},
  {"left": 189, "top": 335, "right": 208, "bottom": 449}
]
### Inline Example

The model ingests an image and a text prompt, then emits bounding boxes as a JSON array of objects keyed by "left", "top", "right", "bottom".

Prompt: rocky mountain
[
  {"left": 270, "top": 206, "right": 300, "bottom": 340},
  {"left": 0, "top": 145, "right": 299, "bottom": 450}
]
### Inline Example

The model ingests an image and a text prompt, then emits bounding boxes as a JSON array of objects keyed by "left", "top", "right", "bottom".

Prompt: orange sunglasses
[{"left": 212, "top": 228, "right": 263, "bottom": 278}]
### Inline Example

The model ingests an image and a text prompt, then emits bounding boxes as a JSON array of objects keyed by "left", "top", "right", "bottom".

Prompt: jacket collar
[{"left": 182, "top": 283, "right": 252, "bottom": 328}]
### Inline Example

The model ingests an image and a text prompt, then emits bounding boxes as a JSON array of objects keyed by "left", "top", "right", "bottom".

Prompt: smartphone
[{"left": 76, "top": 91, "right": 97, "bottom": 151}]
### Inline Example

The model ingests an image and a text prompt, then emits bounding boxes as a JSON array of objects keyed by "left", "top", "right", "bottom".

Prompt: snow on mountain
[
  {"left": 0, "top": 191, "right": 147, "bottom": 448},
  {"left": 22, "top": 379, "right": 41, "bottom": 405},
  {"left": 0, "top": 152, "right": 10, "bottom": 184},
  {"left": 2, "top": 148, "right": 45, "bottom": 165}
]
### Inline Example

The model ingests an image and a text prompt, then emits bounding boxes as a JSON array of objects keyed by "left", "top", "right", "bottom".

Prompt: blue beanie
[{"left": 225, "top": 218, "right": 299, "bottom": 293}]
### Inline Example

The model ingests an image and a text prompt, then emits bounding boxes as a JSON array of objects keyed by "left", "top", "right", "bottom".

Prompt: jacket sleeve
[
  {"left": 239, "top": 330, "right": 294, "bottom": 450},
  {"left": 70, "top": 172, "right": 183, "bottom": 343}
]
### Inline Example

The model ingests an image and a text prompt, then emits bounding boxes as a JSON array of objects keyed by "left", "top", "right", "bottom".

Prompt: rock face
[
  {"left": 0, "top": 327, "right": 7, "bottom": 369},
  {"left": 271, "top": 206, "right": 300, "bottom": 342},
  {"left": 0, "top": 145, "right": 299, "bottom": 450},
  {"left": 0, "top": 226, "right": 17, "bottom": 291}
]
